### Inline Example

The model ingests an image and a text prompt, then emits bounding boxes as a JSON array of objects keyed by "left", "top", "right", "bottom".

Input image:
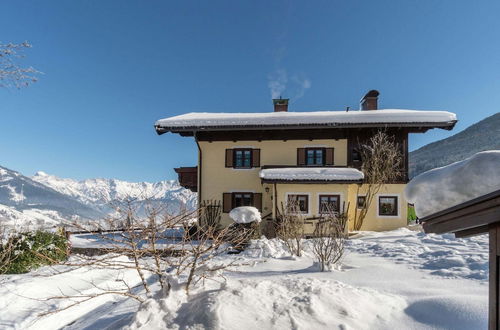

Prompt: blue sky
[{"left": 1, "top": 0, "right": 499, "bottom": 182}]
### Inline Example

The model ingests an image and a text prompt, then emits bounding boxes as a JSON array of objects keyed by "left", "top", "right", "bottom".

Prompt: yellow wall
[
  {"left": 346, "top": 184, "right": 408, "bottom": 231},
  {"left": 199, "top": 139, "right": 347, "bottom": 226},
  {"left": 197, "top": 139, "right": 407, "bottom": 232}
]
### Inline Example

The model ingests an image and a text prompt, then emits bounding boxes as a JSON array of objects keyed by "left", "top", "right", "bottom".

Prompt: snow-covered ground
[{"left": 0, "top": 228, "right": 488, "bottom": 329}]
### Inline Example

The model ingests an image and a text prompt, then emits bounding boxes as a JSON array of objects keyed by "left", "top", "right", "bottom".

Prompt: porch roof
[{"left": 259, "top": 167, "right": 364, "bottom": 184}]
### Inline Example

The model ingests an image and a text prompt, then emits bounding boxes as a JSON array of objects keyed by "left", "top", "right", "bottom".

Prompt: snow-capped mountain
[
  {"left": 0, "top": 165, "right": 197, "bottom": 229},
  {"left": 32, "top": 171, "right": 196, "bottom": 212},
  {"left": 0, "top": 166, "right": 102, "bottom": 221}
]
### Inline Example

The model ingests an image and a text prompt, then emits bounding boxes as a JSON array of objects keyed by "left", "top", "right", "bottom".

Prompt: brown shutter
[
  {"left": 325, "top": 148, "right": 334, "bottom": 165},
  {"left": 297, "top": 148, "right": 306, "bottom": 166},
  {"left": 253, "top": 193, "right": 262, "bottom": 212},
  {"left": 252, "top": 149, "right": 260, "bottom": 167},
  {"left": 225, "top": 149, "right": 233, "bottom": 168},
  {"left": 223, "top": 193, "right": 232, "bottom": 213}
]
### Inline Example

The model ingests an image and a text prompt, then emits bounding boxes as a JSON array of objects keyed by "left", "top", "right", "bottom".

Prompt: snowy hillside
[
  {"left": 0, "top": 166, "right": 102, "bottom": 227},
  {"left": 32, "top": 171, "right": 196, "bottom": 212},
  {"left": 0, "top": 165, "right": 197, "bottom": 229},
  {"left": 409, "top": 112, "right": 500, "bottom": 177}
]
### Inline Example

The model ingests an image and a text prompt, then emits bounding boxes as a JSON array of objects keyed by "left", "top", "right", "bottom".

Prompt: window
[
  {"left": 287, "top": 194, "right": 309, "bottom": 214},
  {"left": 378, "top": 196, "right": 398, "bottom": 216},
  {"left": 233, "top": 149, "right": 252, "bottom": 168},
  {"left": 233, "top": 193, "right": 253, "bottom": 207},
  {"left": 352, "top": 149, "right": 362, "bottom": 162},
  {"left": 306, "top": 148, "right": 324, "bottom": 166},
  {"left": 357, "top": 196, "right": 366, "bottom": 209},
  {"left": 319, "top": 195, "right": 340, "bottom": 213}
]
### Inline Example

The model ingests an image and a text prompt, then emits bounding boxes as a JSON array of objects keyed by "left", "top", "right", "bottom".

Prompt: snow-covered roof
[
  {"left": 259, "top": 167, "right": 364, "bottom": 183},
  {"left": 155, "top": 109, "right": 457, "bottom": 134}
]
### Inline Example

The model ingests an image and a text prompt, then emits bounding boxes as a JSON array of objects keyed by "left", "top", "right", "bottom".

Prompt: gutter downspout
[{"left": 194, "top": 131, "right": 202, "bottom": 205}]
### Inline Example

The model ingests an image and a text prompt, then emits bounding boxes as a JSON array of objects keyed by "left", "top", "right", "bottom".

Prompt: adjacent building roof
[
  {"left": 155, "top": 109, "right": 457, "bottom": 135},
  {"left": 259, "top": 167, "right": 364, "bottom": 183}
]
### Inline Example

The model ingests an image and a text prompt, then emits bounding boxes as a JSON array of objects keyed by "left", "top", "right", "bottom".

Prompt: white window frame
[
  {"left": 376, "top": 194, "right": 401, "bottom": 218},
  {"left": 285, "top": 192, "right": 311, "bottom": 216},
  {"left": 316, "top": 192, "right": 344, "bottom": 214}
]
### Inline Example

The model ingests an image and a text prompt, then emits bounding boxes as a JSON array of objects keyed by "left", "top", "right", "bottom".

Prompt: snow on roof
[
  {"left": 155, "top": 109, "right": 457, "bottom": 133},
  {"left": 405, "top": 150, "right": 500, "bottom": 218},
  {"left": 259, "top": 167, "right": 364, "bottom": 182}
]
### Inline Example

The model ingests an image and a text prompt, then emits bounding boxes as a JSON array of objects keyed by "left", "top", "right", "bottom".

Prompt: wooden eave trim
[
  {"left": 155, "top": 120, "right": 457, "bottom": 135},
  {"left": 422, "top": 189, "right": 500, "bottom": 235}
]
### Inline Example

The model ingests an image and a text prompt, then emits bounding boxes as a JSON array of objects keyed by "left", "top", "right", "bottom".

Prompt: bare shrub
[
  {"left": 276, "top": 200, "right": 305, "bottom": 257},
  {"left": 37, "top": 197, "right": 249, "bottom": 315},
  {"left": 353, "top": 130, "right": 403, "bottom": 231},
  {"left": 312, "top": 205, "right": 349, "bottom": 271}
]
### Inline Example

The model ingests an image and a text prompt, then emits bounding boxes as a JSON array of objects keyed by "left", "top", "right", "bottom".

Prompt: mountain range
[
  {"left": 409, "top": 112, "right": 500, "bottom": 178},
  {"left": 0, "top": 166, "right": 196, "bottom": 229}
]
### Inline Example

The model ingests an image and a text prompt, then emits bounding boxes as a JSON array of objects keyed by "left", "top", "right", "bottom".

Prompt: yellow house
[{"left": 155, "top": 90, "right": 457, "bottom": 234}]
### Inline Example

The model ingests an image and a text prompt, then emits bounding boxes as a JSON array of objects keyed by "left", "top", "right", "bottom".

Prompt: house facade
[{"left": 155, "top": 90, "right": 457, "bottom": 234}]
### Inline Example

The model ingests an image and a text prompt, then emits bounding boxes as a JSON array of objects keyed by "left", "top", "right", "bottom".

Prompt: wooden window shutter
[
  {"left": 252, "top": 149, "right": 260, "bottom": 167},
  {"left": 325, "top": 148, "right": 334, "bottom": 165},
  {"left": 253, "top": 193, "right": 262, "bottom": 212},
  {"left": 223, "top": 193, "right": 232, "bottom": 213},
  {"left": 297, "top": 148, "right": 306, "bottom": 166},
  {"left": 225, "top": 149, "right": 233, "bottom": 168}
]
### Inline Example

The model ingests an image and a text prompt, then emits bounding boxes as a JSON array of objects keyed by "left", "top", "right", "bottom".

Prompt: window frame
[
  {"left": 232, "top": 192, "right": 254, "bottom": 208},
  {"left": 357, "top": 196, "right": 366, "bottom": 209},
  {"left": 318, "top": 194, "right": 341, "bottom": 214},
  {"left": 233, "top": 148, "right": 253, "bottom": 169},
  {"left": 377, "top": 195, "right": 399, "bottom": 217},
  {"left": 286, "top": 193, "right": 310, "bottom": 215},
  {"left": 305, "top": 148, "right": 325, "bottom": 166}
]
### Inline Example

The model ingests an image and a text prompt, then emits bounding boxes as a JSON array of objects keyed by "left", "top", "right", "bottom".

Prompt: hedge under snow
[
  {"left": 405, "top": 150, "right": 500, "bottom": 218},
  {"left": 229, "top": 206, "right": 262, "bottom": 224}
]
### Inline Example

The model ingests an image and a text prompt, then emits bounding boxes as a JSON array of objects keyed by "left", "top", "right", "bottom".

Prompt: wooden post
[{"left": 489, "top": 223, "right": 500, "bottom": 330}]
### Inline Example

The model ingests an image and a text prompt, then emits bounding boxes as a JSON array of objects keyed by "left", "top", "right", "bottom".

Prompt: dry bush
[
  {"left": 276, "top": 200, "right": 305, "bottom": 257},
  {"left": 37, "top": 197, "right": 249, "bottom": 315},
  {"left": 353, "top": 130, "right": 403, "bottom": 231},
  {"left": 312, "top": 205, "right": 349, "bottom": 272}
]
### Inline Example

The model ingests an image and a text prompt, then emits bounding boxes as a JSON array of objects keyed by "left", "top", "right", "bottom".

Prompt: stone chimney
[
  {"left": 273, "top": 97, "right": 289, "bottom": 112},
  {"left": 360, "top": 90, "right": 379, "bottom": 110}
]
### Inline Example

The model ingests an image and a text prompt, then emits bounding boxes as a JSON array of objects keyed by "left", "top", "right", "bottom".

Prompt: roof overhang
[
  {"left": 421, "top": 189, "right": 500, "bottom": 238},
  {"left": 154, "top": 109, "right": 457, "bottom": 136}
]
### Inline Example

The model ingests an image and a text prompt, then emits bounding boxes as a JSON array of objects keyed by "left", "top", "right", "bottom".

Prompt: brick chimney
[
  {"left": 360, "top": 90, "right": 379, "bottom": 110},
  {"left": 273, "top": 97, "right": 289, "bottom": 112}
]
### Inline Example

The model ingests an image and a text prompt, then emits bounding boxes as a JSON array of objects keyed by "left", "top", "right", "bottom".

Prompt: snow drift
[
  {"left": 405, "top": 150, "right": 500, "bottom": 218},
  {"left": 229, "top": 206, "right": 261, "bottom": 224}
]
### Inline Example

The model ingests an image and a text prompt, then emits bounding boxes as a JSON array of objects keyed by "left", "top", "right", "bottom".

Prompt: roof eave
[
  {"left": 156, "top": 120, "right": 457, "bottom": 135},
  {"left": 260, "top": 179, "right": 364, "bottom": 184}
]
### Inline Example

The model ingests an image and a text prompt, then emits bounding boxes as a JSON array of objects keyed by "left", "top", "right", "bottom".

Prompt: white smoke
[
  {"left": 291, "top": 74, "right": 312, "bottom": 100},
  {"left": 267, "top": 69, "right": 311, "bottom": 100},
  {"left": 267, "top": 69, "right": 288, "bottom": 99}
]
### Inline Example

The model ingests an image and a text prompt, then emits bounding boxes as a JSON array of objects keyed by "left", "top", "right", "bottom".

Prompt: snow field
[{"left": 0, "top": 228, "right": 489, "bottom": 329}]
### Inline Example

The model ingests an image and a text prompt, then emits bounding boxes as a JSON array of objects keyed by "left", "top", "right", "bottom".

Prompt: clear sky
[{"left": 1, "top": 0, "right": 499, "bottom": 182}]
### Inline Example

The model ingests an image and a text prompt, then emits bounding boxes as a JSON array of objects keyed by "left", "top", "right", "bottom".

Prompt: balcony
[{"left": 174, "top": 167, "right": 198, "bottom": 192}]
